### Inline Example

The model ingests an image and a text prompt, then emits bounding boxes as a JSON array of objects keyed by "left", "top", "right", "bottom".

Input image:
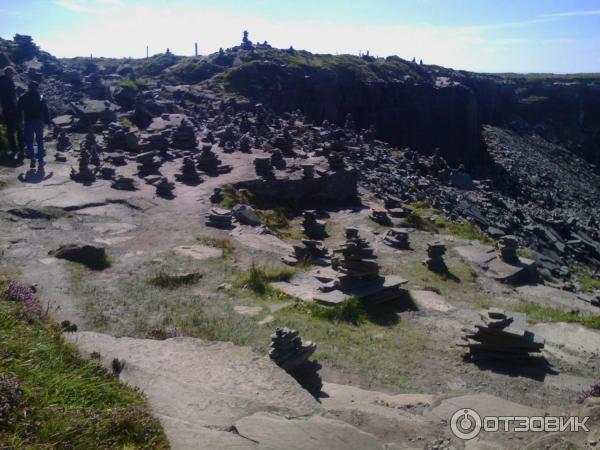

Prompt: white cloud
[{"left": 542, "top": 9, "right": 600, "bottom": 18}]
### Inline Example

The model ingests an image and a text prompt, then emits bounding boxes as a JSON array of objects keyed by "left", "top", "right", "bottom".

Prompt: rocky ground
[{"left": 1, "top": 34, "right": 599, "bottom": 449}]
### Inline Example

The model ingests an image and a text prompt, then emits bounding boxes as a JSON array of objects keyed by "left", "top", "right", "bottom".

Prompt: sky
[{"left": 1, "top": 0, "right": 599, "bottom": 73}]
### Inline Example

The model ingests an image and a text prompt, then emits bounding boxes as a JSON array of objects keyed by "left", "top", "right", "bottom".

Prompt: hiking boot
[{"left": 30, "top": 160, "right": 36, "bottom": 169}]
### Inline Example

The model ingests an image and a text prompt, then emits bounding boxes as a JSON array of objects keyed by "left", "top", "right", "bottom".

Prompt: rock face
[{"left": 50, "top": 243, "right": 108, "bottom": 270}]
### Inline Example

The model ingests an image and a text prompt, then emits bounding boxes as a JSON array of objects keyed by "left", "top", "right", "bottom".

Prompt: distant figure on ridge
[
  {"left": 0, "top": 66, "right": 24, "bottom": 159},
  {"left": 18, "top": 81, "right": 50, "bottom": 169}
]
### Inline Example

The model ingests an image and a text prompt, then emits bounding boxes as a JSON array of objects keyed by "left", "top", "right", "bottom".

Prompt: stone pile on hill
[
  {"left": 332, "top": 227, "right": 380, "bottom": 287},
  {"left": 254, "top": 156, "right": 274, "bottom": 179},
  {"left": 171, "top": 118, "right": 198, "bottom": 150},
  {"left": 205, "top": 208, "right": 233, "bottom": 229},
  {"left": 498, "top": 235, "right": 519, "bottom": 264},
  {"left": 269, "top": 327, "right": 322, "bottom": 395},
  {"left": 270, "top": 149, "right": 286, "bottom": 169},
  {"left": 302, "top": 210, "right": 327, "bottom": 239},
  {"left": 111, "top": 175, "right": 137, "bottom": 191},
  {"left": 458, "top": 309, "right": 545, "bottom": 361},
  {"left": 383, "top": 228, "right": 410, "bottom": 250},
  {"left": 424, "top": 242, "right": 447, "bottom": 273},
  {"left": 175, "top": 156, "right": 202, "bottom": 184},
  {"left": 196, "top": 145, "right": 231, "bottom": 175},
  {"left": 103, "top": 123, "right": 137, "bottom": 151},
  {"left": 135, "top": 151, "right": 162, "bottom": 176},
  {"left": 370, "top": 209, "right": 392, "bottom": 226},
  {"left": 70, "top": 150, "right": 95, "bottom": 183},
  {"left": 141, "top": 131, "right": 170, "bottom": 154},
  {"left": 154, "top": 177, "right": 175, "bottom": 198},
  {"left": 283, "top": 240, "right": 330, "bottom": 266}
]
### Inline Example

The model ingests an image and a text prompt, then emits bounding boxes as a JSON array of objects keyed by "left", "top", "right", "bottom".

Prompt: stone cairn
[
  {"left": 155, "top": 177, "right": 175, "bottom": 198},
  {"left": 424, "top": 242, "right": 447, "bottom": 273},
  {"left": 269, "top": 327, "right": 322, "bottom": 395},
  {"left": 55, "top": 130, "right": 71, "bottom": 161},
  {"left": 98, "top": 165, "right": 116, "bottom": 180},
  {"left": 171, "top": 118, "right": 198, "bottom": 150},
  {"left": 332, "top": 227, "right": 380, "bottom": 288},
  {"left": 70, "top": 150, "right": 95, "bottom": 183},
  {"left": 383, "top": 228, "right": 410, "bottom": 250},
  {"left": 327, "top": 152, "right": 345, "bottom": 171},
  {"left": 239, "top": 134, "right": 252, "bottom": 153},
  {"left": 144, "top": 131, "right": 170, "bottom": 155},
  {"left": 270, "top": 149, "right": 286, "bottom": 169},
  {"left": 111, "top": 175, "right": 137, "bottom": 191},
  {"left": 103, "top": 122, "right": 135, "bottom": 151},
  {"left": 254, "top": 156, "right": 274, "bottom": 179},
  {"left": 498, "top": 235, "right": 519, "bottom": 264},
  {"left": 135, "top": 151, "right": 162, "bottom": 176},
  {"left": 209, "top": 187, "right": 223, "bottom": 204},
  {"left": 369, "top": 209, "right": 392, "bottom": 226},
  {"left": 81, "top": 131, "right": 101, "bottom": 166},
  {"left": 458, "top": 308, "right": 544, "bottom": 361},
  {"left": 301, "top": 163, "right": 314, "bottom": 179},
  {"left": 384, "top": 195, "right": 409, "bottom": 218},
  {"left": 302, "top": 210, "right": 327, "bottom": 239},
  {"left": 175, "top": 156, "right": 202, "bottom": 184},
  {"left": 196, "top": 145, "right": 231, "bottom": 175},
  {"left": 284, "top": 240, "right": 330, "bottom": 266},
  {"left": 205, "top": 208, "right": 233, "bottom": 229}
]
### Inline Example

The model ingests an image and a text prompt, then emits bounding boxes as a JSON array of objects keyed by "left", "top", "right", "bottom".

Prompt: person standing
[
  {"left": 18, "top": 81, "right": 50, "bottom": 169},
  {"left": 0, "top": 66, "right": 24, "bottom": 158}
]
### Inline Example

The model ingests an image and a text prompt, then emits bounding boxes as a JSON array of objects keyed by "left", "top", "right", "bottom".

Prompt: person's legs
[
  {"left": 24, "top": 120, "right": 35, "bottom": 163},
  {"left": 34, "top": 120, "right": 45, "bottom": 162},
  {"left": 4, "top": 115, "right": 19, "bottom": 154}
]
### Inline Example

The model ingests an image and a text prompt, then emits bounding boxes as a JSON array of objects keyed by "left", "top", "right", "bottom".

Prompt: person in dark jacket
[
  {"left": 0, "top": 66, "right": 24, "bottom": 158},
  {"left": 18, "top": 81, "right": 50, "bottom": 168}
]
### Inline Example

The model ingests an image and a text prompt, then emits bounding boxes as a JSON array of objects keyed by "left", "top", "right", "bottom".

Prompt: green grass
[
  {"left": 578, "top": 273, "right": 600, "bottom": 293},
  {"left": 120, "top": 118, "right": 134, "bottom": 128},
  {"left": 118, "top": 77, "right": 139, "bottom": 90},
  {"left": 219, "top": 184, "right": 255, "bottom": 209},
  {"left": 148, "top": 270, "right": 202, "bottom": 289},
  {"left": 0, "top": 283, "right": 168, "bottom": 448},
  {"left": 516, "top": 301, "right": 600, "bottom": 330},
  {"left": 240, "top": 265, "right": 296, "bottom": 295},
  {"left": 296, "top": 297, "right": 367, "bottom": 326}
]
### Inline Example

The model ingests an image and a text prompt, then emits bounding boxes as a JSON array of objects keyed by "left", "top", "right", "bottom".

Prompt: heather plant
[
  {"left": 0, "top": 375, "right": 21, "bottom": 427},
  {"left": 4, "top": 280, "right": 43, "bottom": 318},
  {"left": 577, "top": 381, "right": 600, "bottom": 403}
]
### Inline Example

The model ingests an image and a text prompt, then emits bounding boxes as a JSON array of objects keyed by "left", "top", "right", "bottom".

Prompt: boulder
[{"left": 233, "top": 204, "right": 262, "bottom": 226}]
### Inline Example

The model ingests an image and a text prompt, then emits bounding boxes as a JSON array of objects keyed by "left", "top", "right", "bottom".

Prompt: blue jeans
[{"left": 25, "top": 119, "right": 45, "bottom": 161}]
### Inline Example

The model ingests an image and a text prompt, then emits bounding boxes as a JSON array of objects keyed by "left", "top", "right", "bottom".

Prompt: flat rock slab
[
  {"left": 427, "top": 393, "right": 542, "bottom": 422},
  {"left": 231, "top": 228, "right": 294, "bottom": 256},
  {"left": 314, "top": 275, "right": 408, "bottom": 306},
  {"left": 233, "top": 411, "right": 388, "bottom": 450},
  {"left": 530, "top": 322, "right": 600, "bottom": 356},
  {"left": 455, "top": 245, "right": 536, "bottom": 284},
  {"left": 174, "top": 245, "right": 222, "bottom": 260},
  {"left": 65, "top": 332, "right": 392, "bottom": 450},
  {"left": 410, "top": 290, "right": 454, "bottom": 312},
  {"left": 517, "top": 284, "right": 599, "bottom": 315},
  {"left": 65, "top": 332, "right": 321, "bottom": 449}
]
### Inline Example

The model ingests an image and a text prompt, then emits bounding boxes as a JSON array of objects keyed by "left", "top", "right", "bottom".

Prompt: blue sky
[{"left": 1, "top": 0, "right": 599, "bottom": 73}]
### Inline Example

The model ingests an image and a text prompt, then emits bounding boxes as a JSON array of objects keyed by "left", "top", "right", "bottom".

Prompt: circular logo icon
[{"left": 450, "top": 408, "right": 482, "bottom": 440}]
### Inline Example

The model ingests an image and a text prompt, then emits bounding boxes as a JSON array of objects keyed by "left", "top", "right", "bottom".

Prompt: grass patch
[
  {"left": 219, "top": 184, "right": 254, "bottom": 209},
  {"left": 401, "top": 212, "right": 438, "bottom": 232},
  {"left": 148, "top": 270, "right": 202, "bottom": 289},
  {"left": 241, "top": 265, "right": 296, "bottom": 295},
  {"left": 516, "top": 301, "right": 600, "bottom": 330},
  {"left": 297, "top": 297, "right": 367, "bottom": 326},
  {"left": 578, "top": 273, "right": 600, "bottom": 293},
  {"left": 118, "top": 77, "right": 139, "bottom": 89},
  {"left": 434, "top": 218, "right": 495, "bottom": 244},
  {"left": 120, "top": 118, "right": 134, "bottom": 128},
  {"left": 195, "top": 235, "right": 236, "bottom": 258},
  {"left": 0, "top": 282, "right": 168, "bottom": 448}
]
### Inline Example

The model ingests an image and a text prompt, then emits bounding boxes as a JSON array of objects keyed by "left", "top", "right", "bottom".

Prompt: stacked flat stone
[
  {"left": 103, "top": 152, "right": 127, "bottom": 166},
  {"left": 103, "top": 123, "right": 128, "bottom": 150},
  {"left": 424, "top": 242, "right": 447, "bottom": 273},
  {"left": 205, "top": 208, "right": 233, "bottom": 229},
  {"left": 171, "top": 118, "right": 198, "bottom": 150},
  {"left": 202, "top": 130, "right": 215, "bottom": 143},
  {"left": 283, "top": 240, "right": 330, "bottom": 266},
  {"left": 384, "top": 195, "right": 410, "bottom": 218},
  {"left": 269, "top": 327, "right": 322, "bottom": 395},
  {"left": 175, "top": 156, "right": 202, "bottom": 184},
  {"left": 146, "top": 131, "right": 170, "bottom": 153},
  {"left": 254, "top": 156, "right": 274, "bottom": 179},
  {"left": 111, "top": 175, "right": 137, "bottom": 191},
  {"left": 332, "top": 227, "right": 380, "bottom": 287},
  {"left": 301, "top": 163, "right": 314, "bottom": 179},
  {"left": 98, "top": 165, "right": 116, "bottom": 179},
  {"left": 135, "top": 151, "right": 162, "bottom": 176},
  {"left": 155, "top": 177, "right": 175, "bottom": 198},
  {"left": 270, "top": 149, "right": 286, "bottom": 169},
  {"left": 369, "top": 209, "right": 392, "bottom": 226},
  {"left": 383, "top": 228, "right": 410, "bottom": 250},
  {"left": 270, "top": 133, "right": 294, "bottom": 156},
  {"left": 81, "top": 131, "right": 101, "bottom": 166},
  {"left": 458, "top": 308, "right": 544, "bottom": 361},
  {"left": 498, "top": 235, "right": 519, "bottom": 264},
  {"left": 196, "top": 145, "right": 231, "bottom": 175},
  {"left": 56, "top": 130, "right": 72, "bottom": 152},
  {"left": 239, "top": 134, "right": 252, "bottom": 153},
  {"left": 209, "top": 187, "right": 223, "bottom": 204},
  {"left": 327, "top": 152, "right": 345, "bottom": 171},
  {"left": 70, "top": 151, "right": 95, "bottom": 183},
  {"left": 302, "top": 210, "right": 327, "bottom": 239}
]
